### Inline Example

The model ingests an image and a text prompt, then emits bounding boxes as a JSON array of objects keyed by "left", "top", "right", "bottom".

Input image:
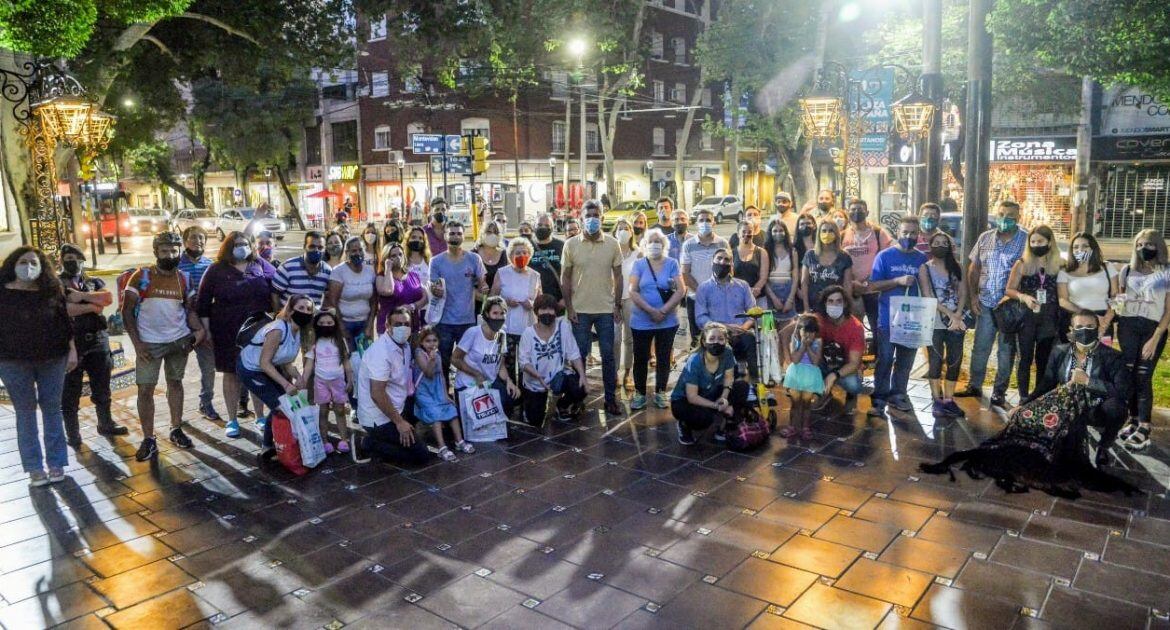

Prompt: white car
[
  {"left": 126, "top": 207, "right": 170, "bottom": 234},
  {"left": 690, "top": 195, "right": 743, "bottom": 224},
  {"left": 216, "top": 208, "right": 287, "bottom": 240},
  {"left": 169, "top": 208, "right": 218, "bottom": 235}
]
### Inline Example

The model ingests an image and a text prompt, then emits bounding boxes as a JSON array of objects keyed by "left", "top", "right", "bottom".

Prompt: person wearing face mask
[
  {"left": 530, "top": 213, "right": 565, "bottom": 308},
  {"left": 272, "top": 231, "right": 333, "bottom": 311},
  {"left": 806, "top": 286, "right": 865, "bottom": 412},
  {"left": 0, "top": 247, "right": 78, "bottom": 486},
  {"left": 628, "top": 229, "right": 685, "bottom": 409},
  {"left": 763, "top": 219, "right": 798, "bottom": 322},
  {"left": 1004, "top": 224, "right": 1064, "bottom": 407},
  {"left": 652, "top": 197, "right": 675, "bottom": 236},
  {"left": 239, "top": 294, "right": 314, "bottom": 462},
  {"left": 918, "top": 233, "right": 969, "bottom": 419},
  {"left": 177, "top": 226, "right": 220, "bottom": 423},
  {"left": 840, "top": 199, "right": 892, "bottom": 339},
  {"left": 958, "top": 200, "right": 1028, "bottom": 402},
  {"left": 671, "top": 322, "right": 751, "bottom": 445},
  {"left": 452, "top": 296, "right": 520, "bottom": 418},
  {"left": 922, "top": 310, "right": 1136, "bottom": 493},
  {"left": 324, "top": 236, "right": 378, "bottom": 356},
  {"left": 914, "top": 202, "right": 955, "bottom": 256},
  {"left": 792, "top": 212, "right": 819, "bottom": 310},
  {"left": 490, "top": 237, "right": 541, "bottom": 384},
  {"left": 355, "top": 306, "right": 431, "bottom": 465},
  {"left": 814, "top": 189, "right": 836, "bottom": 219},
  {"left": 323, "top": 231, "right": 345, "bottom": 265},
  {"left": 424, "top": 200, "right": 450, "bottom": 255},
  {"left": 195, "top": 231, "right": 276, "bottom": 438},
  {"left": 564, "top": 217, "right": 582, "bottom": 239},
  {"left": 404, "top": 226, "right": 432, "bottom": 286},
  {"left": 123, "top": 232, "right": 207, "bottom": 462},
  {"left": 429, "top": 221, "right": 490, "bottom": 377},
  {"left": 1057, "top": 233, "right": 1116, "bottom": 344},
  {"left": 728, "top": 206, "right": 765, "bottom": 249},
  {"left": 611, "top": 218, "right": 642, "bottom": 391},
  {"left": 695, "top": 248, "right": 760, "bottom": 384},
  {"left": 57, "top": 244, "right": 126, "bottom": 445},
  {"left": 1113, "top": 229, "right": 1170, "bottom": 451},
  {"left": 255, "top": 231, "right": 281, "bottom": 268},
  {"left": 376, "top": 243, "right": 428, "bottom": 334},
  {"left": 361, "top": 223, "right": 381, "bottom": 259},
  {"left": 520, "top": 294, "right": 588, "bottom": 425},
  {"left": 382, "top": 219, "right": 403, "bottom": 251},
  {"left": 474, "top": 222, "right": 506, "bottom": 311},
  {"left": 731, "top": 219, "right": 770, "bottom": 307},
  {"left": 561, "top": 200, "right": 626, "bottom": 416},
  {"left": 800, "top": 220, "right": 855, "bottom": 310},
  {"left": 681, "top": 209, "right": 730, "bottom": 347},
  {"left": 666, "top": 209, "right": 689, "bottom": 261},
  {"left": 774, "top": 192, "right": 798, "bottom": 236}
]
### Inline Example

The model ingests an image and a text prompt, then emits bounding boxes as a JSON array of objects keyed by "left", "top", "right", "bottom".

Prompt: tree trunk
[
  {"left": 596, "top": 0, "right": 646, "bottom": 204},
  {"left": 790, "top": 144, "right": 817, "bottom": 206},
  {"left": 674, "top": 72, "right": 707, "bottom": 207},
  {"left": 275, "top": 165, "right": 304, "bottom": 229},
  {"left": 728, "top": 81, "right": 742, "bottom": 195}
]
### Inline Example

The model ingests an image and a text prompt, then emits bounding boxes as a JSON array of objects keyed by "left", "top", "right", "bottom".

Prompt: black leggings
[
  {"left": 1118, "top": 316, "right": 1168, "bottom": 423},
  {"left": 633, "top": 326, "right": 678, "bottom": 395},
  {"left": 522, "top": 371, "right": 587, "bottom": 426},
  {"left": 1016, "top": 315, "right": 1055, "bottom": 399},
  {"left": 927, "top": 329, "right": 964, "bottom": 382},
  {"left": 671, "top": 380, "right": 750, "bottom": 432}
]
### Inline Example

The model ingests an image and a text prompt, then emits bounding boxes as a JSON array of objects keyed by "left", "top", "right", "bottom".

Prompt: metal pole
[
  {"left": 579, "top": 74, "right": 587, "bottom": 201},
  {"left": 1072, "top": 75, "right": 1094, "bottom": 235},
  {"left": 563, "top": 95, "right": 571, "bottom": 211},
  {"left": 920, "top": 0, "right": 945, "bottom": 208},
  {"left": 961, "top": 0, "right": 993, "bottom": 263},
  {"left": 441, "top": 142, "right": 449, "bottom": 198}
]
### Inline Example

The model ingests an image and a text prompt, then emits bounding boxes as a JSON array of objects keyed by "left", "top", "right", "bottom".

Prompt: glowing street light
[{"left": 891, "top": 92, "right": 937, "bottom": 140}]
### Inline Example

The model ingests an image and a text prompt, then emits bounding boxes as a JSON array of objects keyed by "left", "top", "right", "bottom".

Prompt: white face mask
[
  {"left": 15, "top": 260, "right": 41, "bottom": 282},
  {"left": 364, "top": 233, "right": 377, "bottom": 244},
  {"left": 391, "top": 325, "right": 411, "bottom": 344},
  {"left": 483, "top": 233, "right": 500, "bottom": 248},
  {"left": 616, "top": 229, "right": 631, "bottom": 244},
  {"left": 646, "top": 242, "right": 664, "bottom": 258},
  {"left": 697, "top": 222, "right": 712, "bottom": 236},
  {"left": 233, "top": 245, "right": 251, "bottom": 260},
  {"left": 826, "top": 304, "right": 844, "bottom": 319},
  {"left": 1073, "top": 250, "right": 1090, "bottom": 263}
]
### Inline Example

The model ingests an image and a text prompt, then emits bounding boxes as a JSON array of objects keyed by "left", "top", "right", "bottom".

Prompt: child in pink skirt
[{"left": 303, "top": 310, "right": 354, "bottom": 453}]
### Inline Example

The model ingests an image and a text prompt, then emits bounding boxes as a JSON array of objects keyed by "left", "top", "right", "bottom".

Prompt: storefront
[
  {"left": 325, "top": 163, "right": 362, "bottom": 222},
  {"left": 1092, "top": 86, "right": 1170, "bottom": 242},
  {"left": 363, "top": 164, "right": 411, "bottom": 223},
  {"left": 987, "top": 137, "right": 1076, "bottom": 238}
]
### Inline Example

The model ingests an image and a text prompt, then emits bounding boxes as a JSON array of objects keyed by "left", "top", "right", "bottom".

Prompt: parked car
[
  {"left": 603, "top": 200, "right": 654, "bottom": 231},
  {"left": 169, "top": 208, "right": 219, "bottom": 235},
  {"left": 216, "top": 207, "right": 287, "bottom": 240},
  {"left": 126, "top": 207, "right": 170, "bottom": 234},
  {"left": 80, "top": 209, "right": 133, "bottom": 242},
  {"left": 690, "top": 195, "right": 743, "bottom": 224}
]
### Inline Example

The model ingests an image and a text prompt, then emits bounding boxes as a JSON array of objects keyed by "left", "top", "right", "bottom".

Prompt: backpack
[
  {"left": 116, "top": 267, "right": 189, "bottom": 317},
  {"left": 236, "top": 310, "right": 278, "bottom": 350},
  {"left": 726, "top": 404, "right": 770, "bottom": 452}
]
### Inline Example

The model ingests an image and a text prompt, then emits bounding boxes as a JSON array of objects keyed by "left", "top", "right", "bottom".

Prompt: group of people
[{"left": 1, "top": 190, "right": 1167, "bottom": 490}]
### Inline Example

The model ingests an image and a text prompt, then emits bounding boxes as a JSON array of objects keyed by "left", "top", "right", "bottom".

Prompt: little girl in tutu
[{"left": 782, "top": 314, "right": 825, "bottom": 442}]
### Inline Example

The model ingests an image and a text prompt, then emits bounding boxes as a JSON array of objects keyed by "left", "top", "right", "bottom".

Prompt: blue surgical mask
[
  {"left": 584, "top": 217, "right": 602, "bottom": 234},
  {"left": 697, "top": 221, "right": 712, "bottom": 236},
  {"left": 232, "top": 245, "right": 251, "bottom": 260},
  {"left": 305, "top": 250, "right": 323, "bottom": 264},
  {"left": 998, "top": 217, "right": 1018, "bottom": 233},
  {"left": 921, "top": 218, "right": 937, "bottom": 232}
]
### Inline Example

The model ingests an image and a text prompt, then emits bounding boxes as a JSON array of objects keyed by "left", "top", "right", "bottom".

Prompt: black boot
[
  {"left": 62, "top": 414, "right": 82, "bottom": 448},
  {"left": 94, "top": 406, "right": 129, "bottom": 436}
]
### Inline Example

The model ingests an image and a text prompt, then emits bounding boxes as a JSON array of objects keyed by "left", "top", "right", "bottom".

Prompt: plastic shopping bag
[
  {"left": 889, "top": 293, "right": 938, "bottom": 349},
  {"left": 757, "top": 311, "right": 783, "bottom": 385},
  {"left": 279, "top": 391, "right": 327, "bottom": 468},
  {"left": 459, "top": 386, "right": 508, "bottom": 443},
  {"left": 271, "top": 411, "right": 308, "bottom": 476},
  {"left": 425, "top": 279, "right": 445, "bottom": 326}
]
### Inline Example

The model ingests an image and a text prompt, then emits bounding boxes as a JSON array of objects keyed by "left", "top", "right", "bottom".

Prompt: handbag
[
  {"left": 644, "top": 259, "right": 676, "bottom": 305},
  {"left": 279, "top": 391, "right": 326, "bottom": 468},
  {"left": 726, "top": 406, "right": 770, "bottom": 452},
  {"left": 992, "top": 297, "right": 1029, "bottom": 334},
  {"left": 271, "top": 411, "right": 309, "bottom": 475}
]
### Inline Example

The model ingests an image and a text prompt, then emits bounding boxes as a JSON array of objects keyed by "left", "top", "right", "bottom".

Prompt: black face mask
[
  {"left": 62, "top": 260, "right": 81, "bottom": 276},
  {"left": 930, "top": 245, "right": 951, "bottom": 259},
  {"left": 535, "top": 227, "right": 552, "bottom": 241},
  {"left": 433, "top": 213, "right": 446, "bottom": 224},
  {"left": 447, "top": 237, "right": 463, "bottom": 248},
  {"left": 1140, "top": 246, "right": 1158, "bottom": 262},
  {"left": 387, "top": 231, "right": 400, "bottom": 243},
  {"left": 408, "top": 240, "right": 425, "bottom": 252},
  {"left": 291, "top": 310, "right": 313, "bottom": 327},
  {"left": 156, "top": 256, "right": 179, "bottom": 271},
  {"left": 537, "top": 313, "right": 556, "bottom": 326},
  {"left": 1030, "top": 245, "right": 1050, "bottom": 258},
  {"left": 314, "top": 324, "right": 336, "bottom": 338},
  {"left": 705, "top": 342, "right": 726, "bottom": 356},
  {"left": 485, "top": 317, "right": 505, "bottom": 332},
  {"left": 797, "top": 226, "right": 813, "bottom": 239},
  {"left": 849, "top": 209, "right": 867, "bottom": 223},
  {"left": 674, "top": 223, "right": 688, "bottom": 235},
  {"left": 1072, "top": 327, "right": 1098, "bottom": 346},
  {"left": 633, "top": 226, "right": 645, "bottom": 237},
  {"left": 817, "top": 202, "right": 832, "bottom": 212},
  {"left": 712, "top": 262, "right": 731, "bottom": 279}
]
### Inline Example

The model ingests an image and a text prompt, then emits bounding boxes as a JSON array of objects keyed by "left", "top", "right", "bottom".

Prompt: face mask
[
  {"left": 16, "top": 261, "right": 41, "bottom": 282},
  {"left": 797, "top": 226, "right": 813, "bottom": 239},
  {"left": 705, "top": 342, "right": 726, "bottom": 356},
  {"left": 899, "top": 237, "right": 916, "bottom": 251},
  {"left": 1140, "top": 246, "right": 1158, "bottom": 262},
  {"left": 314, "top": 324, "right": 336, "bottom": 338},
  {"left": 185, "top": 248, "right": 204, "bottom": 259},
  {"left": 616, "top": 229, "right": 631, "bottom": 244},
  {"left": 391, "top": 325, "right": 411, "bottom": 344},
  {"left": 259, "top": 246, "right": 274, "bottom": 260},
  {"left": 349, "top": 253, "right": 365, "bottom": 265},
  {"left": 1073, "top": 250, "right": 1090, "bottom": 263},
  {"left": 646, "top": 243, "right": 664, "bottom": 258},
  {"left": 921, "top": 218, "right": 938, "bottom": 232},
  {"left": 819, "top": 232, "right": 837, "bottom": 245},
  {"left": 712, "top": 262, "right": 731, "bottom": 279},
  {"left": 537, "top": 313, "right": 556, "bottom": 326},
  {"left": 930, "top": 245, "right": 951, "bottom": 259},
  {"left": 305, "top": 250, "right": 324, "bottom": 265},
  {"left": 364, "top": 234, "right": 377, "bottom": 244},
  {"left": 513, "top": 254, "right": 530, "bottom": 268},
  {"left": 673, "top": 223, "right": 687, "bottom": 235},
  {"left": 633, "top": 226, "right": 645, "bottom": 237},
  {"left": 156, "top": 256, "right": 179, "bottom": 271},
  {"left": 697, "top": 222, "right": 712, "bottom": 236},
  {"left": 998, "top": 217, "right": 1017, "bottom": 233},
  {"left": 407, "top": 240, "right": 425, "bottom": 253},
  {"left": 834, "top": 218, "right": 847, "bottom": 231},
  {"left": 62, "top": 260, "right": 81, "bottom": 276},
  {"left": 1029, "top": 245, "right": 1050, "bottom": 258},
  {"left": 483, "top": 233, "right": 500, "bottom": 248},
  {"left": 849, "top": 209, "right": 867, "bottom": 223},
  {"left": 327, "top": 245, "right": 343, "bottom": 258},
  {"left": 433, "top": 213, "right": 446, "bottom": 224},
  {"left": 291, "top": 310, "right": 313, "bottom": 327},
  {"left": 770, "top": 231, "right": 784, "bottom": 242},
  {"left": 826, "top": 304, "right": 844, "bottom": 319},
  {"left": 584, "top": 217, "right": 602, "bottom": 234},
  {"left": 388, "top": 231, "right": 400, "bottom": 243},
  {"left": 535, "top": 227, "right": 552, "bottom": 241},
  {"left": 233, "top": 245, "right": 251, "bottom": 260},
  {"left": 447, "top": 236, "right": 463, "bottom": 248},
  {"left": 817, "top": 202, "right": 831, "bottom": 212},
  {"left": 485, "top": 317, "right": 505, "bottom": 333},
  {"left": 1072, "top": 327, "right": 1098, "bottom": 348}
]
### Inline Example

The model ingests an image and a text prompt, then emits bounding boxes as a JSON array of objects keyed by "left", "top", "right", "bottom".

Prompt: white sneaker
[
  {"left": 1125, "top": 426, "right": 1151, "bottom": 451},
  {"left": 29, "top": 471, "right": 49, "bottom": 487}
]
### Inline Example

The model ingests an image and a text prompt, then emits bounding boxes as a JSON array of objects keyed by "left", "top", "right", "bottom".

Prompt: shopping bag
[
  {"left": 757, "top": 311, "right": 783, "bottom": 385},
  {"left": 271, "top": 412, "right": 308, "bottom": 476},
  {"left": 425, "top": 279, "right": 445, "bottom": 326},
  {"left": 279, "top": 392, "right": 327, "bottom": 468},
  {"left": 459, "top": 386, "right": 508, "bottom": 442},
  {"left": 889, "top": 292, "right": 937, "bottom": 349}
]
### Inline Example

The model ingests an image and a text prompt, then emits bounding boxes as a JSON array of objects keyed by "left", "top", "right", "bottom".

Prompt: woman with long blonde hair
[
  {"left": 1004, "top": 223, "right": 1063, "bottom": 401},
  {"left": 800, "top": 219, "right": 854, "bottom": 308},
  {"left": 1114, "top": 229, "right": 1170, "bottom": 450}
]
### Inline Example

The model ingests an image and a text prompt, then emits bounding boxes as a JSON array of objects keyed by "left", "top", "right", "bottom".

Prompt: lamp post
[
  {"left": 568, "top": 38, "right": 589, "bottom": 205},
  {"left": 264, "top": 167, "right": 273, "bottom": 207},
  {"left": 739, "top": 163, "right": 748, "bottom": 202},
  {"left": 396, "top": 156, "right": 406, "bottom": 219},
  {"left": 548, "top": 156, "right": 557, "bottom": 208},
  {"left": 645, "top": 160, "right": 654, "bottom": 199}
]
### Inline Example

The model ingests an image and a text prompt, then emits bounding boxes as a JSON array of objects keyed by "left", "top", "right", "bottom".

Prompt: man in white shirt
[{"left": 356, "top": 306, "right": 431, "bottom": 465}]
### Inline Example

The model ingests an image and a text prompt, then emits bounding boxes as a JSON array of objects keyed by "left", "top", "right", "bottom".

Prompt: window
[
  {"left": 701, "top": 88, "right": 712, "bottom": 108},
  {"left": 549, "top": 70, "right": 569, "bottom": 99},
  {"left": 461, "top": 117, "right": 490, "bottom": 148},
  {"left": 403, "top": 75, "right": 421, "bottom": 94},
  {"left": 552, "top": 121, "right": 567, "bottom": 154},
  {"left": 700, "top": 131, "right": 713, "bottom": 151},
  {"left": 370, "top": 71, "right": 389, "bottom": 98},
  {"left": 331, "top": 120, "right": 358, "bottom": 163},
  {"left": 406, "top": 122, "right": 426, "bottom": 148},
  {"left": 672, "top": 37, "right": 687, "bottom": 64},
  {"left": 653, "top": 80, "right": 665, "bottom": 104},
  {"left": 586, "top": 123, "right": 600, "bottom": 153},
  {"left": 652, "top": 127, "right": 666, "bottom": 155},
  {"left": 673, "top": 82, "right": 687, "bottom": 104},
  {"left": 368, "top": 15, "right": 387, "bottom": 41},
  {"left": 373, "top": 125, "right": 392, "bottom": 150},
  {"left": 649, "top": 31, "right": 664, "bottom": 60},
  {"left": 305, "top": 126, "right": 322, "bottom": 164}
]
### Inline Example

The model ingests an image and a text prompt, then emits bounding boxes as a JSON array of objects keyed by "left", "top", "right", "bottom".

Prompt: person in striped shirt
[
  {"left": 178, "top": 226, "right": 219, "bottom": 422},
  {"left": 272, "top": 231, "right": 332, "bottom": 310}
]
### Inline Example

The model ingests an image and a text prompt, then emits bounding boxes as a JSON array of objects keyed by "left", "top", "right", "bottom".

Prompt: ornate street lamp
[
  {"left": 891, "top": 92, "right": 936, "bottom": 141},
  {"left": 798, "top": 91, "right": 843, "bottom": 140}
]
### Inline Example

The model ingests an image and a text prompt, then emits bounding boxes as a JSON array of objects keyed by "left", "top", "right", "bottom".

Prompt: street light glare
[
  {"left": 122, "top": 97, "right": 135, "bottom": 108},
  {"left": 839, "top": 2, "right": 861, "bottom": 22},
  {"left": 567, "top": 38, "right": 587, "bottom": 58}
]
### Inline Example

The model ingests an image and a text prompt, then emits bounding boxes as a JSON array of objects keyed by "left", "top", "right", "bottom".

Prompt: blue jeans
[
  {"left": 193, "top": 343, "right": 216, "bottom": 408},
  {"left": 573, "top": 312, "right": 617, "bottom": 403},
  {"left": 873, "top": 327, "right": 916, "bottom": 405},
  {"left": 968, "top": 307, "right": 1016, "bottom": 394},
  {"left": 0, "top": 357, "right": 68, "bottom": 473},
  {"left": 436, "top": 323, "right": 474, "bottom": 379},
  {"left": 820, "top": 364, "right": 863, "bottom": 396},
  {"left": 236, "top": 358, "right": 286, "bottom": 448}
]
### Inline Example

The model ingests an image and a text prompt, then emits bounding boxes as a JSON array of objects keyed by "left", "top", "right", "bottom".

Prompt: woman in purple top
[
  {"left": 196, "top": 231, "right": 276, "bottom": 437},
  {"left": 376, "top": 242, "right": 428, "bottom": 333}
]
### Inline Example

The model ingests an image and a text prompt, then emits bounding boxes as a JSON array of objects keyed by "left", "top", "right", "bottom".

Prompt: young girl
[
  {"left": 782, "top": 314, "right": 825, "bottom": 442},
  {"left": 303, "top": 310, "right": 353, "bottom": 454},
  {"left": 413, "top": 326, "right": 474, "bottom": 461}
]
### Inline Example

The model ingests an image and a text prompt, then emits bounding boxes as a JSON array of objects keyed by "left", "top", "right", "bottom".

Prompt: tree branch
[
  {"left": 142, "top": 35, "right": 176, "bottom": 60},
  {"left": 177, "top": 13, "right": 259, "bottom": 46}
]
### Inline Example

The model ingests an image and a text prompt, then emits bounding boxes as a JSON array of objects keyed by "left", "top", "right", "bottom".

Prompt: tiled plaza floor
[{"left": 2, "top": 357, "right": 1170, "bottom": 629}]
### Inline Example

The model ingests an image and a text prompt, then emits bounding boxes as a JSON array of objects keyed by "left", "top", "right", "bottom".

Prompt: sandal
[
  {"left": 438, "top": 446, "right": 458, "bottom": 462},
  {"left": 456, "top": 440, "right": 475, "bottom": 454}
]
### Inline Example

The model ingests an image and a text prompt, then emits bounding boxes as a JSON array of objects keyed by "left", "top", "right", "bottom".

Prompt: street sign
[
  {"left": 429, "top": 155, "right": 472, "bottom": 174},
  {"left": 445, "top": 134, "right": 462, "bottom": 154},
  {"left": 412, "top": 134, "right": 444, "bottom": 155}
]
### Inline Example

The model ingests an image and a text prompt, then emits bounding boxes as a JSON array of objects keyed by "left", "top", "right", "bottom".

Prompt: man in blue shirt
[
  {"left": 178, "top": 226, "right": 219, "bottom": 421},
  {"left": 694, "top": 248, "right": 759, "bottom": 382},
  {"left": 429, "top": 221, "right": 488, "bottom": 375},
  {"left": 867, "top": 215, "right": 928, "bottom": 417}
]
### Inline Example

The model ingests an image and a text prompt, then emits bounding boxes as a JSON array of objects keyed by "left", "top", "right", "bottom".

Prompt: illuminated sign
[
  {"left": 328, "top": 164, "right": 361, "bottom": 180},
  {"left": 989, "top": 137, "right": 1076, "bottom": 162}
]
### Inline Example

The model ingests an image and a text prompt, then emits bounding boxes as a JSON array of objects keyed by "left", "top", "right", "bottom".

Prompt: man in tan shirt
[{"left": 562, "top": 200, "right": 625, "bottom": 415}]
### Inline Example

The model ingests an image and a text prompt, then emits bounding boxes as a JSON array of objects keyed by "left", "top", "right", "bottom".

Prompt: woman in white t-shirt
[
  {"left": 612, "top": 217, "right": 642, "bottom": 391},
  {"left": 1057, "top": 232, "right": 1117, "bottom": 342},
  {"left": 325, "top": 236, "right": 377, "bottom": 351},
  {"left": 451, "top": 296, "right": 520, "bottom": 415},
  {"left": 1114, "top": 229, "right": 1170, "bottom": 450},
  {"left": 491, "top": 237, "right": 541, "bottom": 384},
  {"left": 519, "top": 294, "right": 587, "bottom": 425}
]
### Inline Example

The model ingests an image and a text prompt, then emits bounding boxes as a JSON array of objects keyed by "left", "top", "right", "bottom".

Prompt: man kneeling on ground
[
  {"left": 779, "top": 285, "right": 865, "bottom": 414},
  {"left": 356, "top": 306, "right": 431, "bottom": 465}
]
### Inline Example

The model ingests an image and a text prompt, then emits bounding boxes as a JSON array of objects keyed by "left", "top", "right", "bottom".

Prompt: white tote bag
[
  {"left": 425, "top": 279, "right": 445, "bottom": 326},
  {"left": 458, "top": 386, "right": 508, "bottom": 442},
  {"left": 279, "top": 391, "right": 327, "bottom": 468},
  {"left": 889, "top": 290, "right": 938, "bottom": 349}
]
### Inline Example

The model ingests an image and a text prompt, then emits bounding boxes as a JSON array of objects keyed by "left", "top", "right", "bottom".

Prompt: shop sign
[
  {"left": 849, "top": 67, "right": 895, "bottom": 134},
  {"left": 989, "top": 137, "right": 1076, "bottom": 162},
  {"left": 306, "top": 166, "right": 323, "bottom": 181},
  {"left": 1093, "top": 134, "right": 1170, "bottom": 161},
  {"left": 683, "top": 167, "right": 702, "bottom": 182},
  {"left": 1099, "top": 86, "right": 1170, "bottom": 136},
  {"left": 888, "top": 136, "right": 924, "bottom": 168},
  {"left": 328, "top": 164, "right": 360, "bottom": 180}
]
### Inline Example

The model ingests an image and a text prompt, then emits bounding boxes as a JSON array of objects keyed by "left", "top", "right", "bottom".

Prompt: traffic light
[{"left": 470, "top": 136, "right": 488, "bottom": 174}]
